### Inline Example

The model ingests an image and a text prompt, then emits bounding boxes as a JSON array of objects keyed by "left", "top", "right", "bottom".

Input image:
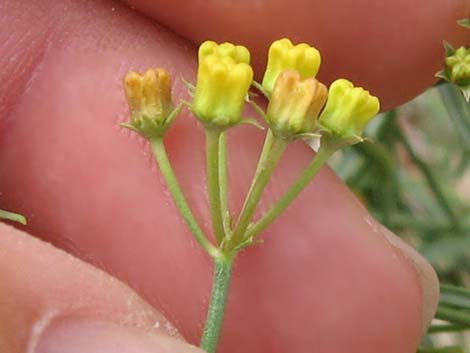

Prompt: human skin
[
  {"left": 0, "top": 0, "right": 466, "bottom": 352},
  {"left": 126, "top": 0, "right": 468, "bottom": 111}
]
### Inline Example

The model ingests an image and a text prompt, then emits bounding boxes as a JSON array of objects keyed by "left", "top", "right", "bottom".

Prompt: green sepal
[
  {"left": 187, "top": 100, "right": 265, "bottom": 131},
  {"left": 297, "top": 132, "right": 322, "bottom": 140},
  {"left": 247, "top": 99, "right": 268, "bottom": 120},
  {"left": 233, "top": 234, "right": 263, "bottom": 251},
  {"left": 269, "top": 127, "right": 324, "bottom": 143},
  {"left": 458, "top": 18, "right": 470, "bottom": 30},
  {"left": 461, "top": 87, "right": 470, "bottom": 102},
  {"left": 237, "top": 118, "right": 265, "bottom": 130},
  {"left": 320, "top": 128, "right": 364, "bottom": 150},
  {"left": 0, "top": 209, "right": 27, "bottom": 225},
  {"left": 435, "top": 69, "right": 450, "bottom": 81},
  {"left": 251, "top": 80, "right": 270, "bottom": 100},
  {"left": 121, "top": 103, "right": 183, "bottom": 139},
  {"left": 362, "top": 137, "right": 375, "bottom": 144},
  {"left": 444, "top": 41, "right": 456, "bottom": 56},
  {"left": 181, "top": 77, "right": 196, "bottom": 97}
]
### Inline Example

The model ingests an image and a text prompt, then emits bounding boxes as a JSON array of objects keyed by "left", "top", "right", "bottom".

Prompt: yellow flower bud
[
  {"left": 193, "top": 54, "right": 253, "bottom": 128},
  {"left": 262, "top": 38, "right": 321, "bottom": 95},
  {"left": 123, "top": 68, "right": 176, "bottom": 138},
  {"left": 198, "top": 40, "right": 250, "bottom": 64},
  {"left": 266, "top": 71, "right": 327, "bottom": 137},
  {"left": 445, "top": 46, "right": 470, "bottom": 84},
  {"left": 319, "top": 79, "right": 380, "bottom": 137}
]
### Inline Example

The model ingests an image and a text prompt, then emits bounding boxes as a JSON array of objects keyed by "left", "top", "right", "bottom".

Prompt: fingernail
[
  {"left": 379, "top": 225, "right": 440, "bottom": 334},
  {"left": 34, "top": 318, "right": 202, "bottom": 353}
]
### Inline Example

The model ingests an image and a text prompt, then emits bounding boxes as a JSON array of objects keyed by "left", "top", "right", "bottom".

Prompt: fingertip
[
  {"left": 379, "top": 224, "right": 439, "bottom": 334},
  {"left": 0, "top": 223, "right": 197, "bottom": 353},
  {"left": 35, "top": 319, "right": 202, "bottom": 353}
]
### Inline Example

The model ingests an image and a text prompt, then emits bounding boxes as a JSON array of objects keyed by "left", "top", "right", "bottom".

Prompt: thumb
[{"left": 0, "top": 222, "right": 202, "bottom": 353}]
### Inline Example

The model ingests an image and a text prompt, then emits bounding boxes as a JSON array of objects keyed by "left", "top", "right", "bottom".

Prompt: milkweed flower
[
  {"left": 319, "top": 79, "right": 380, "bottom": 137},
  {"left": 192, "top": 41, "right": 253, "bottom": 129},
  {"left": 123, "top": 68, "right": 177, "bottom": 138},
  {"left": 262, "top": 38, "right": 321, "bottom": 95},
  {"left": 266, "top": 70, "right": 327, "bottom": 137}
]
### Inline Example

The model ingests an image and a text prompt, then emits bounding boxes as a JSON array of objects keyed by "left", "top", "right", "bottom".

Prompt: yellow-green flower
[
  {"left": 319, "top": 79, "right": 380, "bottom": 137},
  {"left": 193, "top": 42, "right": 253, "bottom": 129},
  {"left": 123, "top": 68, "right": 176, "bottom": 138},
  {"left": 266, "top": 70, "right": 327, "bottom": 137},
  {"left": 445, "top": 46, "right": 470, "bottom": 84},
  {"left": 198, "top": 40, "right": 250, "bottom": 65},
  {"left": 262, "top": 38, "right": 321, "bottom": 95}
]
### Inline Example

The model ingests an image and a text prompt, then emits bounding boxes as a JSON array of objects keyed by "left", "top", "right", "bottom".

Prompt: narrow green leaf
[
  {"left": 0, "top": 209, "right": 27, "bottom": 225},
  {"left": 443, "top": 41, "right": 455, "bottom": 56},
  {"left": 428, "top": 323, "right": 470, "bottom": 334},
  {"left": 417, "top": 346, "right": 464, "bottom": 353},
  {"left": 436, "top": 305, "right": 470, "bottom": 326}
]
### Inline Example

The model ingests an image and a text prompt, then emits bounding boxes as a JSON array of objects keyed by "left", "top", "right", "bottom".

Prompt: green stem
[
  {"left": 206, "top": 129, "right": 226, "bottom": 244},
  {"left": 218, "top": 132, "right": 231, "bottom": 235},
  {"left": 417, "top": 347, "right": 465, "bottom": 353},
  {"left": 436, "top": 306, "right": 470, "bottom": 326},
  {"left": 200, "top": 255, "right": 234, "bottom": 353},
  {"left": 438, "top": 84, "right": 470, "bottom": 152},
  {"left": 151, "top": 138, "right": 219, "bottom": 257},
  {"left": 255, "top": 129, "right": 275, "bottom": 178},
  {"left": 246, "top": 145, "right": 335, "bottom": 238},
  {"left": 395, "top": 126, "right": 461, "bottom": 232},
  {"left": 428, "top": 323, "right": 470, "bottom": 334},
  {"left": 229, "top": 133, "right": 287, "bottom": 248},
  {"left": 0, "top": 209, "right": 27, "bottom": 225},
  {"left": 439, "top": 284, "right": 470, "bottom": 310}
]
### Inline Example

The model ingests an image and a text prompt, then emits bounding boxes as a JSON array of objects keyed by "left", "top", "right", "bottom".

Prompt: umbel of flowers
[
  {"left": 122, "top": 38, "right": 380, "bottom": 353},
  {"left": 124, "top": 38, "right": 380, "bottom": 142}
]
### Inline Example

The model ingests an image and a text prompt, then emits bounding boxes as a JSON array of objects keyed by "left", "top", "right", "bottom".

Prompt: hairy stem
[
  {"left": 218, "top": 132, "right": 231, "bottom": 235},
  {"left": 229, "top": 132, "right": 287, "bottom": 248},
  {"left": 200, "top": 255, "right": 234, "bottom": 353},
  {"left": 246, "top": 145, "right": 335, "bottom": 238},
  {"left": 151, "top": 138, "right": 219, "bottom": 257},
  {"left": 206, "top": 129, "right": 226, "bottom": 244}
]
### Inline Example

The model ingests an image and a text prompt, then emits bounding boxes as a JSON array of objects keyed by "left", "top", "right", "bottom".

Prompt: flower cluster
[
  {"left": 121, "top": 38, "right": 382, "bottom": 353},
  {"left": 436, "top": 41, "right": 470, "bottom": 102},
  {"left": 123, "top": 38, "right": 380, "bottom": 143},
  {"left": 445, "top": 46, "right": 470, "bottom": 84}
]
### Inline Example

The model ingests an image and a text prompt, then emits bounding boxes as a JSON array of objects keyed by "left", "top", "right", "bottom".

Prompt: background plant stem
[{"left": 394, "top": 123, "right": 462, "bottom": 232}]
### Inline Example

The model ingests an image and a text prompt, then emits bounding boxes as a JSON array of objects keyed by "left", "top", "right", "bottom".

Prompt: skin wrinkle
[
  {"left": 0, "top": 4, "right": 51, "bottom": 125},
  {"left": 0, "top": 0, "right": 441, "bottom": 352}
]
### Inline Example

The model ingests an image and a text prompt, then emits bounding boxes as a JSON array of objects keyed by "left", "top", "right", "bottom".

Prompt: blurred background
[{"left": 330, "top": 82, "right": 470, "bottom": 352}]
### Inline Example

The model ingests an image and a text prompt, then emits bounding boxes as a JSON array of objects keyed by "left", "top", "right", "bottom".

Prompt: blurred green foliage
[{"left": 330, "top": 82, "right": 470, "bottom": 352}]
